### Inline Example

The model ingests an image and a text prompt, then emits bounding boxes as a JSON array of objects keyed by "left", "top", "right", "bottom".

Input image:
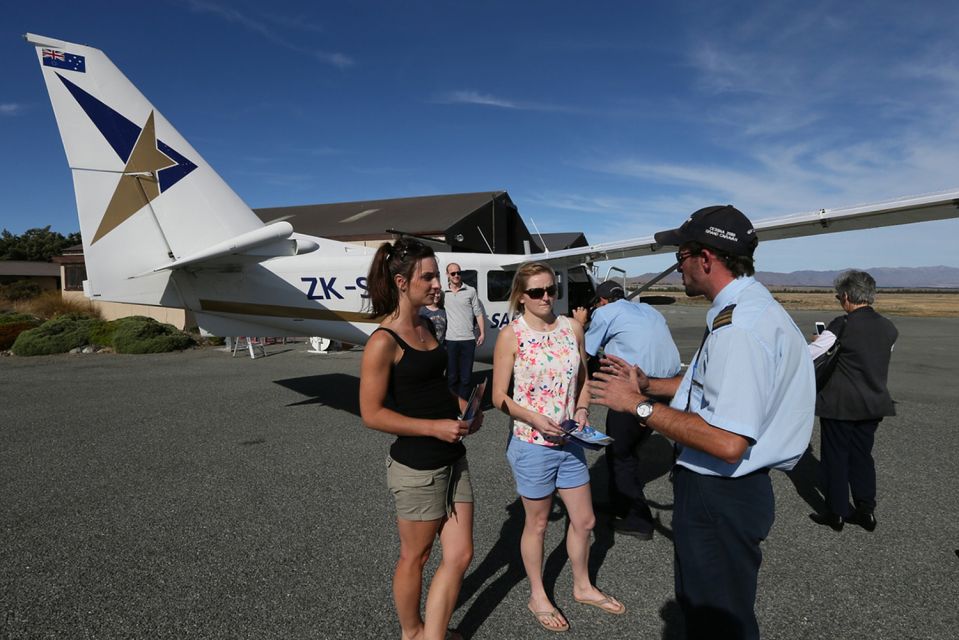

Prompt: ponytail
[{"left": 365, "top": 238, "right": 436, "bottom": 317}]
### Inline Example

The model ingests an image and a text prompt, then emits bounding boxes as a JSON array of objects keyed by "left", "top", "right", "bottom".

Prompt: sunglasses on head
[
  {"left": 524, "top": 284, "right": 558, "bottom": 299},
  {"left": 448, "top": 271, "right": 462, "bottom": 277}
]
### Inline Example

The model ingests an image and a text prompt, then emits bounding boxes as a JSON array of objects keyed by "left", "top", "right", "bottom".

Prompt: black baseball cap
[
  {"left": 654, "top": 205, "right": 758, "bottom": 257},
  {"left": 591, "top": 280, "right": 625, "bottom": 305}
]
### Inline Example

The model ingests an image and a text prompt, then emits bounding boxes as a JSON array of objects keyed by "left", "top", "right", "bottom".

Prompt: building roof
[
  {"left": 534, "top": 232, "right": 589, "bottom": 252},
  {"left": 0, "top": 260, "right": 61, "bottom": 277},
  {"left": 55, "top": 192, "right": 590, "bottom": 259},
  {"left": 254, "top": 191, "right": 508, "bottom": 241}
]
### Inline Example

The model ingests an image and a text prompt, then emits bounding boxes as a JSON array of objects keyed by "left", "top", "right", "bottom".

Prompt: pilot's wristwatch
[{"left": 635, "top": 400, "right": 655, "bottom": 424}]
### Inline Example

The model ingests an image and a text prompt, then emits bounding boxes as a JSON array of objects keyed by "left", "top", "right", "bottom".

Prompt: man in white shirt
[{"left": 444, "top": 263, "right": 486, "bottom": 400}]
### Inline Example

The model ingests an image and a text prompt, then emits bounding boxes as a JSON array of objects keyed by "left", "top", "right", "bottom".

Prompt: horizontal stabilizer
[{"left": 138, "top": 221, "right": 297, "bottom": 275}]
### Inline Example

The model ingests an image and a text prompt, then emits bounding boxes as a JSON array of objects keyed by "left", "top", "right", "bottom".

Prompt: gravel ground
[{"left": 1, "top": 304, "right": 957, "bottom": 639}]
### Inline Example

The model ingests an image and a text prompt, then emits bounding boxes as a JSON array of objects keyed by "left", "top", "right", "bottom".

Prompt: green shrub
[
  {"left": 0, "top": 321, "right": 40, "bottom": 350},
  {"left": 0, "top": 280, "right": 43, "bottom": 302},
  {"left": 11, "top": 313, "right": 103, "bottom": 356},
  {"left": 0, "top": 312, "right": 40, "bottom": 325},
  {"left": 10, "top": 313, "right": 193, "bottom": 355},
  {"left": 87, "top": 318, "right": 122, "bottom": 346},
  {"left": 110, "top": 316, "right": 194, "bottom": 354},
  {"left": 87, "top": 316, "right": 153, "bottom": 348}
]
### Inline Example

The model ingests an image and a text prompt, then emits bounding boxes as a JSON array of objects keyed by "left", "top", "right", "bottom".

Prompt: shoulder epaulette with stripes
[{"left": 711, "top": 303, "right": 736, "bottom": 331}]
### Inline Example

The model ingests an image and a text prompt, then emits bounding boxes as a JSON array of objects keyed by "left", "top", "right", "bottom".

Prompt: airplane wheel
[{"left": 309, "top": 337, "right": 332, "bottom": 352}]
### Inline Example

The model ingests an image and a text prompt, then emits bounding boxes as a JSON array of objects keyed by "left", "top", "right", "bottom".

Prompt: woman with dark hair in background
[
  {"left": 491, "top": 261, "right": 625, "bottom": 633},
  {"left": 359, "top": 238, "right": 482, "bottom": 640},
  {"left": 420, "top": 289, "right": 447, "bottom": 344},
  {"left": 808, "top": 269, "right": 898, "bottom": 532}
]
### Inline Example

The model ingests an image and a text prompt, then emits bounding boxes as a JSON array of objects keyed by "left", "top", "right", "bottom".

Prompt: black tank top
[{"left": 375, "top": 327, "right": 465, "bottom": 470}]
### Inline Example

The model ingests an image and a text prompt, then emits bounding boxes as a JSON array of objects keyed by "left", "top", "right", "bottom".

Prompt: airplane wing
[{"left": 501, "top": 189, "right": 959, "bottom": 268}]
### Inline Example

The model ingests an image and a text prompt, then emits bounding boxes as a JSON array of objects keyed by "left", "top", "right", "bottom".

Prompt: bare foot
[{"left": 400, "top": 625, "right": 424, "bottom": 640}]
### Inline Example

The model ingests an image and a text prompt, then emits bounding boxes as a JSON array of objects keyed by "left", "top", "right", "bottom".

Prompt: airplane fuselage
[{"left": 172, "top": 246, "right": 594, "bottom": 362}]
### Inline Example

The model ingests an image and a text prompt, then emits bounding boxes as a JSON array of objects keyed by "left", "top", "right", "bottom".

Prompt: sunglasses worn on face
[
  {"left": 448, "top": 271, "right": 462, "bottom": 277},
  {"left": 675, "top": 250, "right": 701, "bottom": 263},
  {"left": 525, "top": 285, "right": 558, "bottom": 299}
]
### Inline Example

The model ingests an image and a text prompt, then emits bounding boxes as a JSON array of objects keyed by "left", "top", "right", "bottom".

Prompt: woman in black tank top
[{"left": 359, "top": 239, "right": 482, "bottom": 640}]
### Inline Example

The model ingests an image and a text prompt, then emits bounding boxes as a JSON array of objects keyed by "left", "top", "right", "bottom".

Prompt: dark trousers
[
  {"left": 672, "top": 466, "right": 774, "bottom": 640},
  {"left": 605, "top": 409, "right": 654, "bottom": 530},
  {"left": 446, "top": 339, "right": 476, "bottom": 400},
  {"left": 820, "top": 417, "right": 880, "bottom": 517}
]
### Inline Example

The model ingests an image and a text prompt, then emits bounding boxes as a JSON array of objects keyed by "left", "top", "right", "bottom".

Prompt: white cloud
[
  {"left": 525, "top": 192, "right": 647, "bottom": 216},
  {"left": 588, "top": 4, "right": 959, "bottom": 216},
  {"left": 317, "top": 52, "right": 355, "bottom": 70},
  {"left": 433, "top": 90, "right": 520, "bottom": 109},
  {"left": 0, "top": 103, "right": 24, "bottom": 116},
  {"left": 433, "top": 90, "right": 592, "bottom": 114},
  {"left": 186, "top": 0, "right": 354, "bottom": 69}
]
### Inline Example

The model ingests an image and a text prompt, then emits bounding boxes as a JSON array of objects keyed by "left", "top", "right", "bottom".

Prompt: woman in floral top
[{"left": 492, "top": 261, "right": 625, "bottom": 632}]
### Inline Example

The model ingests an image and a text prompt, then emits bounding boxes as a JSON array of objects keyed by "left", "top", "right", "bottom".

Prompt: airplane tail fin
[{"left": 26, "top": 33, "right": 291, "bottom": 305}]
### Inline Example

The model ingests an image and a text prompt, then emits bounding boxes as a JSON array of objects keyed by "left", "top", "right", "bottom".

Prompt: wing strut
[{"left": 627, "top": 263, "right": 679, "bottom": 300}]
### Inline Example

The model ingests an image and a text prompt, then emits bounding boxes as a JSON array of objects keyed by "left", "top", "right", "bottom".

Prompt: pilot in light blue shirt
[
  {"left": 670, "top": 276, "right": 815, "bottom": 477},
  {"left": 590, "top": 204, "right": 816, "bottom": 640},
  {"left": 585, "top": 299, "right": 682, "bottom": 378}
]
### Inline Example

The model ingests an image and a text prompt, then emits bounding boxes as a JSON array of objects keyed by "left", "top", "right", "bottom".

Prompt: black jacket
[{"left": 816, "top": 306, "right": 898, "bottom": 420}]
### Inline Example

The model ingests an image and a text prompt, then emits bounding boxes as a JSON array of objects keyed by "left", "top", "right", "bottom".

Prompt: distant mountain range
[{"left": 630, "top": 266, "right": 959, "bottom": 289}]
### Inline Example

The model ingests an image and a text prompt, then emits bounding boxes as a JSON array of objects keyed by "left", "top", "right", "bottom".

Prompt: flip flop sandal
[
  {"left": 573, "top": 593, "right": 626, "bottom": 615},
  {"left": 527, "top": 605, "right": 570, "bottom": 632}
]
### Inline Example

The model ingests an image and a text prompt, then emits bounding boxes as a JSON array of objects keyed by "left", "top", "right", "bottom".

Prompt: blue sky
[{"left": 4, "top": 0, "right": 959, "bottom": 275}]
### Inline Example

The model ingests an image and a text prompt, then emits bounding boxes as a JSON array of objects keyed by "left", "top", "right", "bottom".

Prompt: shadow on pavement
[
  {"left": 274, "top": 373, "right": 361, "bottom": 415},
  {"left": 457, "top": 461, "right": 629, "bottom": 638},
  {"left": 274, "top": 367, "right": 492, "bottom": 418},
  {"left": 785, "top": 445, "right": 826, "bottom": 513},
  {"left": 660, "top": 599, "right": 685, "bottom": 639},
  {"left": 455, "top": 498, "right": 544, "bottom": 638}
]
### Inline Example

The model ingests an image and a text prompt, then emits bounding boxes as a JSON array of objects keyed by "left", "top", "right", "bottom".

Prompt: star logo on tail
[
  {"left": 55, "top": 73, "right": 197, "bottom": 244},
  {"left": 96, "top": 111, "right": 174, "bottom": 243}
]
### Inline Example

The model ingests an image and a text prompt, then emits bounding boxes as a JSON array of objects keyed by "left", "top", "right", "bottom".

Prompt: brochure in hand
[
  {"left": 459, "top": 379, "right": 487, "bottom": 428},
  {"left": 560, "top": 419, "right": 614, "bottom": 450}
]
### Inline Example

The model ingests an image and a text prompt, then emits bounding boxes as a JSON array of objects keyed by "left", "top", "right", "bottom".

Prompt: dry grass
[
  {"left": 13, "top": 291, "right": 103, "bottom": 321},
  {"left": 769, "top": 292, "right": 959, "bottom": 317},
  {"left": 644, "top": 291, "right": 959, "bottom": 317}
]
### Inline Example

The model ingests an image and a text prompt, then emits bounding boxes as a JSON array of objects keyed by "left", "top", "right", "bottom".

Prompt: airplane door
[{"left": 565, "top": 265, "right": 596, "bottom": 314}]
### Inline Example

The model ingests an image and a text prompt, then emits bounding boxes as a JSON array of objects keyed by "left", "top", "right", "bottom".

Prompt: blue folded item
[{"left": 560, "top": 419, "right": 614, "bottom": 450}]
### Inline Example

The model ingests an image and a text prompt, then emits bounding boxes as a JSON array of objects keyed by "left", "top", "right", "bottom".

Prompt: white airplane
[{"left": 25, "top": 33, "right": 959, "bottom": 361}]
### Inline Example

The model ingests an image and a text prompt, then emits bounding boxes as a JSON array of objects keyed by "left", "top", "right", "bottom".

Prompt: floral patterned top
[{"left": 511, "top": 314, "right": 581, "bottom": 447}]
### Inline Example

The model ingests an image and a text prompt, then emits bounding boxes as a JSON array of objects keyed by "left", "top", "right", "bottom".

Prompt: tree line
[{"left": 0, "top": 227, "right": 82, "bottom": 262}]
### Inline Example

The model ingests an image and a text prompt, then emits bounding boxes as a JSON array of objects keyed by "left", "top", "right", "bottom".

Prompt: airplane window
[
  {"left": 487, "top": 270, "right": 515, "bottom": 301},
  {"left": 461, "top": 270, "right": 478, "bottom": 290}
]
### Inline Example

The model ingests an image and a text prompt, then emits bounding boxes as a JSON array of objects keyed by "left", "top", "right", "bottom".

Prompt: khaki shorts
[{"left": 386, "top": 455, "right": 473, "bottom": 521}]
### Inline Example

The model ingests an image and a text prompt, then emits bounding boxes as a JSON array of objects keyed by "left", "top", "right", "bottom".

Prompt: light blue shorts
[{"left": 506, "top": 437, "right": 590, "bottom": 499}]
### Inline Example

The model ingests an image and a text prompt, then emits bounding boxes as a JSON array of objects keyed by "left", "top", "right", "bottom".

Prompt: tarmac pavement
[{"left": 1, "top": 303, "right": 957, "bottom": 639}]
